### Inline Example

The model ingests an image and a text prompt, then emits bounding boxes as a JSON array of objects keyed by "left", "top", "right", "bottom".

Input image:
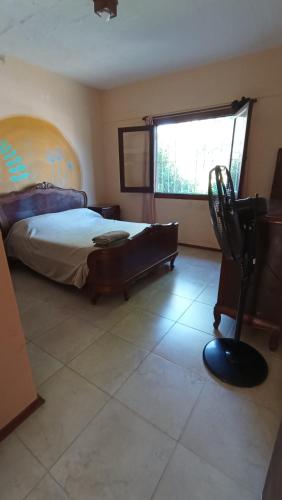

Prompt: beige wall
[
  {"left": 101, "top": 47, "right": 282, "bottom": 247},
  {"left": 0, "top": 56, "right": 104, "bottom": 203},
  {"left": 0, "top": 233, "right": 37, "bottom": 430}
]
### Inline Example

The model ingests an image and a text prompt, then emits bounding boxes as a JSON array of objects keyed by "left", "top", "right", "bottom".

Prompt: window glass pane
[
  {"left": 156, "top": 116, "right": 234, "bottom": 195},
  {"left": 123, "top": 131, "right": 150, "bottom": 187},
  {"left": 229, "top": 105, "right": 249, "bottom": 195}
]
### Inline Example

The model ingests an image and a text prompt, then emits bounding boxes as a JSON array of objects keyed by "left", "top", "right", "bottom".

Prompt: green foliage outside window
[{"left": 156, "top": 149, "right": 195, "bottom": 194}]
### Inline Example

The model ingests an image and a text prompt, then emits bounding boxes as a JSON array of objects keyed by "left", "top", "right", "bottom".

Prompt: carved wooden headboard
[{"left": 0, "top": 182, "right": 87, "bottom": 237}]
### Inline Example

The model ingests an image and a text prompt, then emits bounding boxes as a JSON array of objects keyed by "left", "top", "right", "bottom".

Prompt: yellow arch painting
[{"left": 0, "top": 116, "right": 81, "bottom": 193}]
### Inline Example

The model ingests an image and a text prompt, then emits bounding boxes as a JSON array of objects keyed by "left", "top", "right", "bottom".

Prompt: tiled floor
[{"left": 1, "top": 245, "right": 281, "bottom": 500}]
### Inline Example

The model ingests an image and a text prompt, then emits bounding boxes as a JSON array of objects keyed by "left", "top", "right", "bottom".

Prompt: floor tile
[
  {"left": 226, "top": 354, "right": 282, "bottom": 415},
  {"left": 0, "top": 434, "right": 45, "bottom": 500},
  {"left": 180, "top": 381, "right": 279, "bottom": 496},
  {"left": 27, "top": 343, "right": 62, "bottom": 386},
  {"left": 17, "top": 367, "right": 109, "bottom": 468},
  {"left": 153, "top": 444, "right": 257, "bottom": 500},
  {"left": 13, "top": 267, "right": 91, "bottom": 312},
  {"left": 69, "top": 333, "right": 148, "bottom": 395},
  {"left": 12, "top": 266, "right": 60, "bottom": 301},
  {"left": 240, "top": 325, "right": 281, "bottom": 360},
  {"left": 116, "top": 353, "right": 205, "bottom": 439},
  {"left": 197, "top": 283, "right": 219, "bottom": 305},
  {"left": 34, "top": 316, "right": 105, "bottom": 364},
  {"left": 25, "top": 474, "right": 70, "bottom": 500},
  {"left": 162, "top": 273, "right": 207, "bottom": 300},
  {"left": 179, "top": 300, "right": 233, "bottom": 336},
  {"left": 225, "top": 324, "right": 282, "bottom": 369},
  {"left": 171, "top": 253, "right": 192, "bottom": 270},
  {"left": 131, "top": 288, "right": 192, "bottom": 321},
  {"left": 11, "top": 265, "right": 41, "bottom": 294},
  {"left": 178, "top": 300, "right": 215, "bottom": 334},
  {"left": 39, "top": 282, "right": 88, "bottom": 310},
  {"left": 28, "top": 280, "right": 69, "bottom": 303},
  {"left": 20, "top": 302, "right": 73, "bottom": 340},
  {"left": 51, "top": 399, "right": 175, "bottom": 500},
  {"left": 189, "top": 264, "right": 219, "bottom": 284},
  {"left": 77, "top": 300, "right": 132, "bottom": 331},
  {"left": 178, "top": 248, "right": 220, "bottom": 267},
  {"left": 154, "top": 323, "right": 211, "bottom": 378},
  {"left": 15, "top": 291, "right": 42, "bottom": 314},
  {"left": 130, "top": 272, "right": 168, "bottom": 296},
  {"left": 109, "top": 309, "right": 174, "bottom": 349},
  {"left": 208, "top": 272, "right": 221, "bottom": 286}
]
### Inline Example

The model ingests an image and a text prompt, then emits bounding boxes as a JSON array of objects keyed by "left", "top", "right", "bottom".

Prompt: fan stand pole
[
  {"left": 203, "top": 258, "right": 268, "bottom": 388},
  {"left": 234, "top": 262, "right": 252, "bottom": 344}
]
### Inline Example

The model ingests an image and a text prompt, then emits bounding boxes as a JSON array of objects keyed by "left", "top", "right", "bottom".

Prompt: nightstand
[{"left": 88, "top": 204, "right": 120, "bottom": 220}]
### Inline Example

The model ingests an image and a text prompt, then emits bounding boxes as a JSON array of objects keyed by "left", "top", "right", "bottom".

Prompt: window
[
  {"left": 156, "top": 115, "right": 234, "bottom": 197},
  {"left": 155, "top": 100, "right": 253, "bottom": 199},
  {"left": 118, "top": 99, "right": 254, "bottom": 199}
]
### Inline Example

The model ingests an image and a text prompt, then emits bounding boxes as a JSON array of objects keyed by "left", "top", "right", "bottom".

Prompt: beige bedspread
[{"left": 5, "top": 208, "right": 148, "bottom": 288}]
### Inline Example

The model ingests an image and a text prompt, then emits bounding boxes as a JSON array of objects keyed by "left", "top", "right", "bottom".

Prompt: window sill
[{"left": 154, "top": 193, "right": 208, "bottom": 201}]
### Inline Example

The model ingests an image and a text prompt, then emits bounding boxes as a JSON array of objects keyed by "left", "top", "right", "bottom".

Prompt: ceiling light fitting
[{"left": 93, "top": 0, "right": 118, "bottom": 20}]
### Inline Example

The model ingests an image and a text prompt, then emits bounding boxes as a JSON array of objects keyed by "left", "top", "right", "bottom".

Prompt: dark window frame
[
  {"left": 118, "top": 125, "right": 154, "bottom": 193},
  {"left": 229, "top": 100, "right": 254, "bottom": 198}
]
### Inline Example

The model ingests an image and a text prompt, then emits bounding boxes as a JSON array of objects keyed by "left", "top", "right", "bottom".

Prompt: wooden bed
[{"left": 0, "top": 182, "right": 178, "bottom": 301}]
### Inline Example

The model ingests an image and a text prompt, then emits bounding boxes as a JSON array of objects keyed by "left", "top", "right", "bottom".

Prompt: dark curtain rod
[{"left": 142, "top": 97, "right": 257, "bottom": 122}]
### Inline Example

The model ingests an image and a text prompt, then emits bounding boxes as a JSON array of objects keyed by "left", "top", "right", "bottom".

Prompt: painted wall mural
[{"left": 0, "top": 116, "right": 81, "bottom": 193}]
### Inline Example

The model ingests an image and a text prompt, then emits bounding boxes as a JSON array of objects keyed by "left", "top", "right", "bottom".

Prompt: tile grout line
[
  {"left": 107, "top": 313, "right": 181, "bottom": 399},
  {"left": 176, "top": 379, "right": 208, "bottom": 444},
  {"left": 150, "top": 441, "right": 179, "bottom": 500},
  {"left": 21, "top": 471, "right": 49, "bottom": 500},
  {"left": 31, "top": 325, "right": 107, "bottom": 367},
  {"left": 174, "top": 377, "right": 281, "bottom": 498},
  {"left": 24, "top": 311, "right": 77, "bottom": 344},
  {"left": 28, "top": 303, "right": 139, "bottom": 370},
  {"left": 47, "top": 393, "right": 111, "bottom": 477},
  {"left": 112, "top": 397, "right": 179, "bottom": 443},
  {"left": 15, "top": 432, "right": 50, "bottom": 481},
  {"left": 29, "top": 310, "right": 178, "bottom": 398},
  {"left": 177, "top": 437, "right": 265, "bottom": 498},
  {"left": 149, "top": 381, "right": 210, "bottom": 499}
]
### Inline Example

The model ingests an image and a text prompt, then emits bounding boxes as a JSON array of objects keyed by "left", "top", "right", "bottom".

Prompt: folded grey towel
[{"left": 92, "top": 230, "right": 130, "bottom": 247}]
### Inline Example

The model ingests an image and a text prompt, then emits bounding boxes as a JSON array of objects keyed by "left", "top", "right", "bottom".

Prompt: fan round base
[{"left": 203, "top": 338, "right": 268, "bottom": 388}]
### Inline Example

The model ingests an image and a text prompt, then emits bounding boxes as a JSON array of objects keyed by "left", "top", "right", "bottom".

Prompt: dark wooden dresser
[
  {"left": 263, "top": 419, "right": 282, "bottom": 500},
  {"left": 88, "top": 204, "right": 120, "bottom": 220},
  {"left": 214, "top": 150, "right": 282, "bottom": 350}
]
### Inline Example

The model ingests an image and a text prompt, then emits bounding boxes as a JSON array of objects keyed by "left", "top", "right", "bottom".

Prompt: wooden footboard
[{"left": 86, "top": 222, "right": 179, "bottom": 301}]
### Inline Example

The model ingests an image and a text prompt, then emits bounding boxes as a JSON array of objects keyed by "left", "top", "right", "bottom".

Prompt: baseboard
[
  {"left": 0, "top": 395, "right": 44, "bottom": 441},
  {"left": 178, "top": 242, "right": 221, "bottom": 252}
]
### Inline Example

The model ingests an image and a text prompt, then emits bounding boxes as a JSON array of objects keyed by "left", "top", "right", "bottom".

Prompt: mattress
[{"left": 5, "top": 208, "right": 148, "bottom": 288}]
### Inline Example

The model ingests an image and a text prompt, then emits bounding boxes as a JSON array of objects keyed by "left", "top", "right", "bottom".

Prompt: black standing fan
[{"left": 203, "top": 165, "right": 268, "bottom": 387}]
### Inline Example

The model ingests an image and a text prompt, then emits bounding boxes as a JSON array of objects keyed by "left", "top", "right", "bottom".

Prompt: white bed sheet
[{"left": 5, "top": 208, "right": 148, "bottom": 288}]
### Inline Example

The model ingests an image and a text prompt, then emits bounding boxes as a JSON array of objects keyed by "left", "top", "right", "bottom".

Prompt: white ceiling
[{"left": 1, "top": 0, "right": 282, "bottom": 89}]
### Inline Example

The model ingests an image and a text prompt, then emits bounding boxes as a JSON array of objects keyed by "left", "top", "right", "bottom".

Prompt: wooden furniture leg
[
  {"left": 170, "top": 255, "right": 176, "bottom": 270},
  {"left": 91, "top": 293, "right": 100, "bottom": 304},
  {"left": 213, "top": 306, "right": 222, "bottom": 329},
  {"left": 269, "top": 329, "right": 280, "bottom": 351}
]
